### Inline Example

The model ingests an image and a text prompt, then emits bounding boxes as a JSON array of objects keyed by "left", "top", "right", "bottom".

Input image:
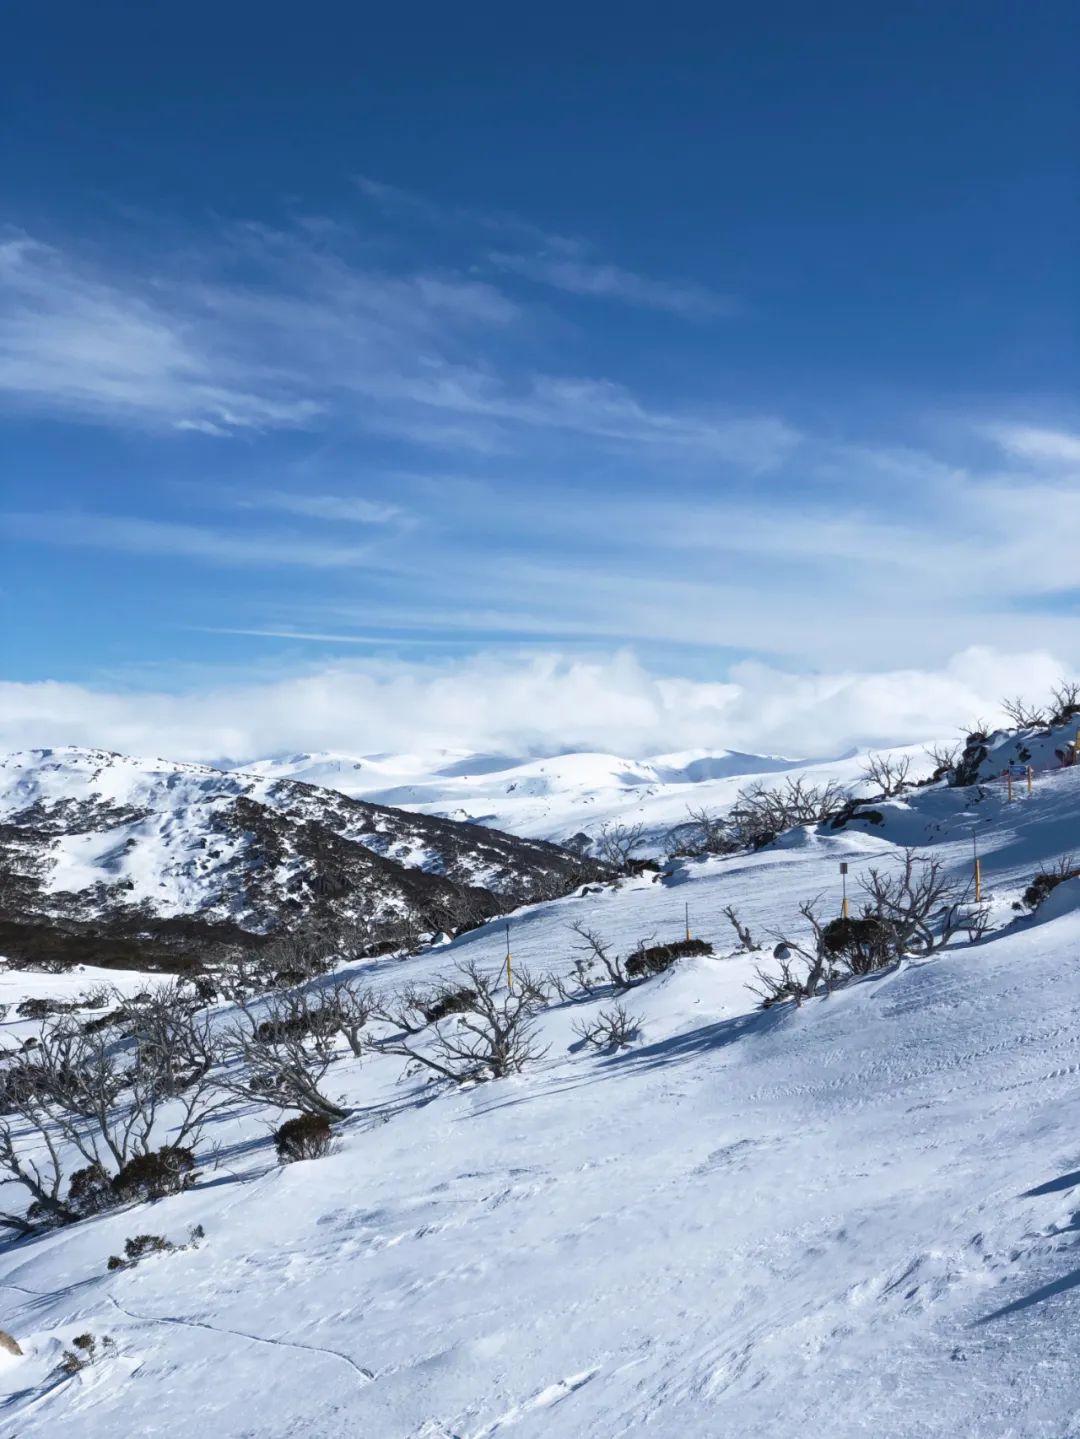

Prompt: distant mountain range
[
  {"left": 0, "top": 748, "right": 606, "bottom": 970},
  {"left": 239, "top": 745, "right": 822, "bottom": 844}
]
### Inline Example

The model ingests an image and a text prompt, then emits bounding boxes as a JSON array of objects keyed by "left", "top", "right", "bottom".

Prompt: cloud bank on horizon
[{"left": 1, "top": 646, "right": 1070, "bottom": 765}]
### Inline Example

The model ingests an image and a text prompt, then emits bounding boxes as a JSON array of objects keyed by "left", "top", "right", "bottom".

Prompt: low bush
[
  {"left": 274, "top": 1113, "right": 335, "bottom": 1163},
  {"left": 66, "top": 1162, "right": 116, "bottom": 1217},
  {"left": 625, "top": 937, "right": 712, "bottom": 979},
  {"left": 421, "top": 986, "right": 477, "bottom": 1024},
  {"left": 112, "top": 1146, "right": 197, "bottom": 1203},
  {"left": 820, "top": 915, "right": 895, "bottom": 976},
  {"left": 1022, "top": 857, "right": 1080, "bottom": 910},
  {"left": 55, "top": 1333, "right": 116, "bottom": 1376},
  {"left": 107, "top": 1224, "right": 204, "bottom": 1271}
]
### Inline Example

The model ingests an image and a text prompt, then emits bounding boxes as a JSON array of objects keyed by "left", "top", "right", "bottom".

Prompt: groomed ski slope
[{"left": 3, "top": 762, "right": 1080, "bottom": 1437}]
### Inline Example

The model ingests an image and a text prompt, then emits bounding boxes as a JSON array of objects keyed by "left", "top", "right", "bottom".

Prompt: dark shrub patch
[
  {"left": 421, "top": 986, "right": 477, "bottom": 1024},
  {"left": 1023, "top": 859, "right": 1080, "bottom": 911},
  {"left": 274, "top": 1113, "right": 334, "bottom": 1163},
  {"left": 821, "top": 916, "right": 895, "bottom": 976},
  {"left": 112, "top": 1146, "right": 197, "bottom": 1203},
  {"left": 256, "top": 1007, "right": 337, "bottom": 1045},
  {"left": 625, "top": 936, "right": 713, "bottom": 979},
  {"left": 67, "top": 1162, "right": 116, "bottom": 1217}
]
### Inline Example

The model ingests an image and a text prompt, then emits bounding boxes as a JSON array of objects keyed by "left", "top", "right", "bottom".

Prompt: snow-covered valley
[
  {"left": 239, "top": 742, "right": 897, "bottom": 846},
  {"left": 2, "top": 723, "right": 1080, "bottom": 1436}
]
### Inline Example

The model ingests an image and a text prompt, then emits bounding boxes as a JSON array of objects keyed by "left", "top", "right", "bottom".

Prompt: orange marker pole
[
  {"left": 1027, "top": 765, "right": 1033, "bottom": 794},
  {"left": 504, "top": 923, "right": 513, "bottom": 994}
]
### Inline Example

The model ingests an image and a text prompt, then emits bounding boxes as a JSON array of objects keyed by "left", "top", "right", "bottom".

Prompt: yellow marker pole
[
  {"left": 685, "top": 902, "right": 691, "bottom": 942},
  {"left": 1027, "top": 765, "right": 1033, "bottom": 794},
  {"left": 840, "top": 861, "right": 849, "bottom": 919},
  {"left": 504, "top": 923, "right": 513, "bottom": 994}
]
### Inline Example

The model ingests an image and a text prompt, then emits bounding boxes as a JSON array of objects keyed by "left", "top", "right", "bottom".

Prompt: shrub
[
  {"left": 55, "top": 1333, "right": 117, "bottom": 1375},
  {"left": 274, "top": 1113, "right": 334, "bottom": 1163},
  {"left": 625, "top": 937, "right": 712, "bottom": 979},
  {"left": 112, "top": 1146, "right": 197, "bottom": 1203},
  {"left": 67, "top": 1162, "right": 116, "bottom": 1217},
  {"left": 107, "top": 1223, "right": 204, "bottom": 1272},
  {"left": 820, "top": 915, "right": 895, "bottom": 976},
  {"left": 421, "top": 986, "right": 477, "bottom": 1024},
  {"left": 1022, "top": 857, "right": 1080, "bottom": 910}
]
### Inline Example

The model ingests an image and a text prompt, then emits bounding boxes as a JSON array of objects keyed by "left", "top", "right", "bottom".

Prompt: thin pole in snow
[
  {"left": 685, "top": 901, "right": 691, "bottom": 942},
  {"left": 840, "top": 861, "right": 849, "bottom": 919},
  {"left": 504, "top": 922, "right": 513, "bottom": 994}
]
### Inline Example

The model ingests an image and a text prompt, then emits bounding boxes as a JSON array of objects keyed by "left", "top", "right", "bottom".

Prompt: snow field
[{"left": 1, "top": 761, "right": 1080, "bottom": 1434}]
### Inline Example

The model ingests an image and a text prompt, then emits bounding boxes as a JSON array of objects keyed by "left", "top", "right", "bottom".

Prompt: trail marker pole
[
  {"left": 685, "top": 901, "right": 691, "bottom": 942},
  {"left": 1027, "top": 765, "right": 1033, "bottom": 795},
  {"left": 972, "top": 829, "right": 982, "bottom": 903},
  {"left": 504, "top": 923, "right": 513, "bottom": 994},
  {"left": 840, "top": 861, "right": 849, "bottom": 919}
]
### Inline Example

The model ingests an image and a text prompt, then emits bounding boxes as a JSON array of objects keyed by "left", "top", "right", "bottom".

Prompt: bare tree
[
  {"left": 721, "top": 905, "right": 757, "bottom": 952},
  {"left": 749, "top": 900, "right": 834, "bottom": 1008},
  {"left": 573, "top": 1003, "right": 641, "bottom": 1052},
  {"left": 859, "top": 849, "right": 973, "bottom": 956},
  {"left": 860, "top": 752, "right": 913, "bottom": 798},
  {"left": 729, "top": 778, "right": 847, "bottom": 849},
  {"left": 0, "top": 1116, "right": 70, "bottom": 1233},
  {"left": 594, "top": 821, "right": 648, "bottom": 871},
  {"left": 1001, "top": 696, "right": 1048, "bottom": 729},
  {"left": 380, "top": 960, "right": 548, "bottom": 1083},
  {"left": 317, "top": 978, "right": 375, "bottom": 1057},
  {"left": 371, "top": 982, "right": 436, "bottom": 1036},
  {"left": 124, "top": 982, "right": 219, "bottom": 1098},
  {"left": 667, "top": 806, "right": 735, "bottom": 858},
  {"left": 219, "top": 989, "right": 348, "bottom": 1120},
  {"left": 0, "top": 1002, "right": 227, "bottom": 1232},
  {"left": 566, "top": 921, "right": 638, "bottom": 991},
  {"left": 924, "top": 741, "right": 960, "bottom": 777},
  {"left": 1049, "top": 681, "right": 1080, "bottom": 725}
]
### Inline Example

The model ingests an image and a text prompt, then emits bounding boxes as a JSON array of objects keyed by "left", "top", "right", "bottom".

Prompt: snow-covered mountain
[
  {"left": 3, "top": 719, "right": 1080, "bottom": 1435},
  {"left": 240, "top": 743, "right": 874, "bottom": 845},
  {"left": 0, "top": 747, "right": 604, "bottom": 968}
]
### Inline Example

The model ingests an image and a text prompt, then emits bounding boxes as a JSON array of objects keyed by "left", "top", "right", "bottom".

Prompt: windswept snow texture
[
  {"left": 3, "top": 736, "right": 1080, "bottom": 1434},
  {"left": 241, "top": 743, "right": 875, "bottom": 845}
]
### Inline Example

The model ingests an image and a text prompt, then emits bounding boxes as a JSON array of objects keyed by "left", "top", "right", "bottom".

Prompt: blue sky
[{"left": 2, "top": 1, "right": 1078, "bottom": 758}]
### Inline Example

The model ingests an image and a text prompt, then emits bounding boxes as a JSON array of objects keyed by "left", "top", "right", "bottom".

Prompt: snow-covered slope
[
  {"left": 241, "top": 743, "right": 881, "bottom": 846},
  {"left": 0, "top": 748, "right": 604, "bottom": 967},
  {"left": 3, "top": 738, "right": 1080, "bottom": 1434}
]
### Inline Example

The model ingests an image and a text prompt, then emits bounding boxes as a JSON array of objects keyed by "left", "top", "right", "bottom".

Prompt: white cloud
[
  {"left": 985, "top": 424, "right": 1080, "bottom": 467},
  {"left": 0, "top": 224, "right": 783, "bottom": 464},
  {"left": 232, "top": 491, "right": 407, "bottom": 525},
  {"left": 0, "top": 233, "right": 321, "bottom": 434},
  {"left": 0, "top": 647, "right": 1068, "bottom": 764},
  {"left": 6, "top": 513, "right": 389, "bottom": 569},
  {"left": 488, "top": 248, "right": 735, "bottom": 319}
]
